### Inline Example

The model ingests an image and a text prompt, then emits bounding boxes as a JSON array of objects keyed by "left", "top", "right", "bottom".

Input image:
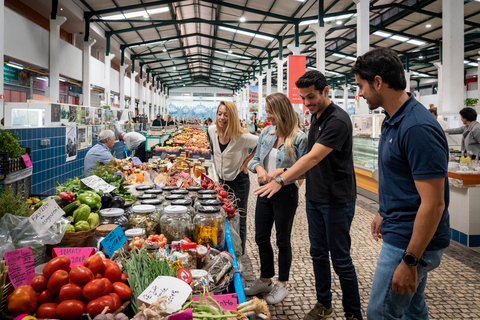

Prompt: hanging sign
[
  {"left": 52, "top": 247, "right": 96, "bottom": 267},
  {"left": 4, "top": 247, "right": 36, "bottom": 289},
  {"left": 287, "top": 55, "right": 306, "bottom": 106},
  {"left": 192, "top": 293, "right": 238, "bottom": 311}
]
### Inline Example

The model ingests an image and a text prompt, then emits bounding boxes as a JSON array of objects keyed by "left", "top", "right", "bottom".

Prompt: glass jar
[
  {"left": 193, "top": 206, "right": 225, "bottom": 249},
  {"left": 171, "top": 189, "right": 189, "bottom": 196},
  {"left": 127, "top": 205, "right": 159, "bottom": 237},
  {"left": 99, "top": 208, "right": 128, "bottom": 230},
  {"left": 186, "top": 186, "right": 203, "bottom": 203},
  {"left": 124, "top": 202, "right": 133, "bottom": 219},
  {"left": 198, "top": 189, "right": 216, "bottom": 195},
  {"left": 205, "top": 251, "right": 234, "bottom": 285},
  {"left": 145, "top": 189, "right": 164, "bottom": 201},
  {"left": 162, "top": 185, "right": 179, "bottom": 195},
  {"left": 196, "top": 194, "right": 218, "bottom": 203},
  {"left": 160, "top": 205, "right": 193, "bottom": 244},
  {"left": 194, "top": 199, "right": 224, "bottom": 213},
  {"left": 163, "top": 194, "right": 186, "bottom": 207},
  {"left": 171, "top": 199, "right": 194, "bottom": 219},
  {"left": 137, "top": 193, "right": 158, "bottom": 201},
  {"left": 135, "top": 184, "right": 154, "bottom": 195},
  {"left": 90, "top": 224, "right": 125, "bottom": 253},
  {"left": 140, "top": 199, "right": 164, "bottom": 218},
  {"left": 125, "top": 228, "right": 146, "bottom": 242}
]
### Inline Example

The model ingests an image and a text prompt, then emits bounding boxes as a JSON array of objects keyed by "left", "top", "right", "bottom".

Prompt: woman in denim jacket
[{"left": 245, "top": 93, "right": 308, "bottom": 304}]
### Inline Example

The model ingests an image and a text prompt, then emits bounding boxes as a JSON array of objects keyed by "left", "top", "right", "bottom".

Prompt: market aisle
[{"left": 241, "top": 173, "right": 480, "bottom": 319}]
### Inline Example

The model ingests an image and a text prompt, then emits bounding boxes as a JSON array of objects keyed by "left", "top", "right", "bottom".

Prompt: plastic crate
[{"left": 0, "top": 148, "right": 31, "bottom": 176}]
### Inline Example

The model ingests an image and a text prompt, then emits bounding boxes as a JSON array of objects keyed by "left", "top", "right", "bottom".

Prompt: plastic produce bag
[
  {"left": 228, "top": 220, "right": 242, "bottom": 258},
  {"left": 0, "top": 213, "right": 70, "bottom": 260}
]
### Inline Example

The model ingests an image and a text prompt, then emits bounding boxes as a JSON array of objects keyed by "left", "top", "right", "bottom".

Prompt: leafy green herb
[
  {"left": 0, "top": 185, "right": 30, "bottom": 219},
  {"left": 0, "top": 130, "right": 26, "bottom": 159}
]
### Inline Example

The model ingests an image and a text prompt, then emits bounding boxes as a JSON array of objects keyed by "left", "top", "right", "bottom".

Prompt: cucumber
[{"left": 63, "top": 200, "right": 81, "bottom": 215}]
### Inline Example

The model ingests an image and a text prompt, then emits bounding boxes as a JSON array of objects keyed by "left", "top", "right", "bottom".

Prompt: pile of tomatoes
[{"left": 7, "top": 255, "right": 132, "bottom": 319}]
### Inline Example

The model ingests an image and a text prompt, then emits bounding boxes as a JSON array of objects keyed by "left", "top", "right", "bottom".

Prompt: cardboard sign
[
  {"left": 52, "top": 247, "right": 96, "bottom": 267},
  {"left": 13, "top": 315, "right": 37, "bottom": 320},
  {"left": 192, "top": 293, "right": 238, "bottom": 311},
  {"left": 137, "top": 276, "right": 192, "bottom": 314},
  {"left": 4, "top": 247, "right": 36, "bottom": 289},
  {"left": 168, "top": 308, "right": 192, "bottom": 320},
  {"left": 21, "top": 154, "right": 33, "bottom": 168},
  {"left": 100, "top": 225, "right": 127, "bottom": 257},
  {"left": 132, "top": 157, "right": 143, "bottom": 165},
  {"left": 81, "top": 175, "right": 116, "bottom": 193},
  {"left": 28, "top": 198, "right": 65, "bottom": 234}
]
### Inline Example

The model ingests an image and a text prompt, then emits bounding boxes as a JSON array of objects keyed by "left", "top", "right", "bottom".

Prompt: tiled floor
[{"left": 241, "top": 173, "right": 480, "bottom": 319}]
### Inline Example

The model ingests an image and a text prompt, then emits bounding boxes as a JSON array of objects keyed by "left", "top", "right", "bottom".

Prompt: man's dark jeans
[{"left": 305, "top": 199, "right": 362, "bottom": 319}]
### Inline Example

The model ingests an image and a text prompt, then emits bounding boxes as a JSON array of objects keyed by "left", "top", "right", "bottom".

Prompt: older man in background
[{"left": 84, "top": 130, "right": 117, "bottom": 175}]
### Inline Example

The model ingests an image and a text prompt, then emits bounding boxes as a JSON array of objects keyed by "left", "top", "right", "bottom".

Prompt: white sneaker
[
  {"left": 244, "top": 278, "right": 273, "bottom": 296},
  {"left": 265, "top": 282, "right": 288, "bottom": 304}
]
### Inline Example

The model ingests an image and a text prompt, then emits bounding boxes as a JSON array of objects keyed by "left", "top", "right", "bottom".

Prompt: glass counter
[{"left": 352, "top": 135, "right": 379, "bottom": 171}]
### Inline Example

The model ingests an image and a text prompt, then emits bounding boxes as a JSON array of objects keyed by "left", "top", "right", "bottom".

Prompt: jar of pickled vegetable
[
  {"left": 160, "top": 205, "right": 193, "bottom": 244},
  {"left": 186, "top": 186, "right": 203, "bottom": 203},
  {"left": 127, "top": 205, "right": 159, "bottom": 236},
  {"left": 164, "top": 194, "right": 186, "bottom": 207},
  {"left": 198, "top": 189, "right": 216, "bottom": 195},
  {"left": 193, "top": 206, "right": 225, "bottom": 249},
  {"left": 171, "top": 199, "right": 194, "bottom": 219},
  {"left": 194, "top": 199, "right": 224, "bottom": 214},
  {"left": 196, "top": 194, "right": 218, "bottom": 203}
]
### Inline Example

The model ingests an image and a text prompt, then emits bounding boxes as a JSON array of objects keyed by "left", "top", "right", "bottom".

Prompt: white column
[
  {"left": 49, "top": 16, "right": 67, "bottom": 103},
  {"left": 343, "top": 85, "right": 349, "bottom": 112},
  {"left": 82, "top": 38, "right": 96, "bottom": 106},
  {"left": 330, "top": 89, "right": 336, "bottom": 105},
  {"left": 434, "top": 63, "right": 443, "bottom": 113},
  {"left": 241, "top": 87, "right": 247, "bottom": 119},
  {"left": 145, "top": 82, "right": 151, "bottom": 117},
  {"left": 138, "top": 76, "right": 145, "bottom": 114},
  {"left": 0, "top": 0, "right": 4, "bottom": 119},
  {"left": 405, "top": 70, "right": 412, "bottom": 94},
  {"left": 274, "top": 58, "right": 286, "bottom": 93},
  {"left": 265, "top": 68, "right": 273, "bottom": 97},
  {"left": 256, "top": 74, "right": 265, "bottom": 119},
  {"left": 119, "top": 64, "right": 129, "bottom": 110},
  {"left": 287, "top": 44, "right": 305, "bottom": 56},
  {"left": 354, "top": 0, "right": 370, "bottom": 114},
  {"left": 309, "top": 24, "right": 332, "bottom": 74},
  {"left": 442, "top": 0, "right": 464, "bottom": 114},
  {"left": 130, "top": 71, "right": 138, "bottom": 112},
  {"left": 104, "top": 54, "right": 115, "bottom": 106}
]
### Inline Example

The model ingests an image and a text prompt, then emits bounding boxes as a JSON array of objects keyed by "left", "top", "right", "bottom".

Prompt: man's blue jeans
[
  {"left": 306, "top": 199, "right": 362, "bottom": 318},
  {"left": 367, "top": 242, "right": 445, "bottom": 320}
]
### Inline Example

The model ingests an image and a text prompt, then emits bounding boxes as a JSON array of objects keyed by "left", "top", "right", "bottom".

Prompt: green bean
[
  {"left": 193, "top": 305, "right": 220, "bottom": 315},
  {"left": 207, "top": 297, "right": 225, "bottom": 315},
  {"left": 191, "top": 314, "right": 237, "bottom": 319}
]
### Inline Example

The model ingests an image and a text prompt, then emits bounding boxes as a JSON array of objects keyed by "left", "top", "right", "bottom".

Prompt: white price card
[
  {"left": 81, "top": 175, "right": 116, "bottom": 193},
  {"left": 137, "top": 276, "right": 192, "bottom": 314},
  {"left": 28, "top": 198, "right": 65, "bottom": 234}
]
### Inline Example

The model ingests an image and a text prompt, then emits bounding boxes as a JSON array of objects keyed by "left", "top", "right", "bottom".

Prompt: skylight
[
  {"left": 219, "top": 26, "right": 274, "bottom": 41},
  {"left": 101, "top": 7, "right": 169, "bottom": 20}
]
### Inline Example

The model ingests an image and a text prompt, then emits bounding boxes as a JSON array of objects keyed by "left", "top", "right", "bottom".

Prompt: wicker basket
[
  {"left": 46, "top": 223, "right": 99, "bottom": 257},
  {"left": 209, "top": 267, "right": 235, "bottom": 295}
]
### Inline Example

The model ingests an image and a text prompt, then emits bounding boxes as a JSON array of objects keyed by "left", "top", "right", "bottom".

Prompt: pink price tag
[
  {"left": 192, "top": 293, "right": 238, "bottom": 311},
  {"left": 52, "top": 247, "right": 96, "bottom": 267},
  {"left": 168, "top": 308, "right": 192, "bottom": 320},
  {"left": 21, "top": 154, "right": 33, "bottom": 168},
  {"left": 4, "top": 247, "right": 36, "bottom": 289}
]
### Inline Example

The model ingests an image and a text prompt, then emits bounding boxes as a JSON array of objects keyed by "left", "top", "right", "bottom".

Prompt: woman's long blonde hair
[
  {"left": 216, "top": 101, "right": 249, "bottom": 139},
  {"left": 266, "top": 93, "right": 299, "bottom": 161}
]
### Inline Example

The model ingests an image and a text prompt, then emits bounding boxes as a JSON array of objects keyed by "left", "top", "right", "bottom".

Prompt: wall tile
[
  {"left": 451, "top": 229, "right": 460, "bottom": 242},
  {"left": 460, "top": 232, "right": 468, "bottom": 246},
  {"left": 469, "top": 235, "right": 480, "bottom": 247}
]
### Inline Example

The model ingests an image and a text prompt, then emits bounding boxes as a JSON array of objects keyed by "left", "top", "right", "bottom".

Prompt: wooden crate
[{"left": 448, "top": 172, "right": 480, "bottom": 185}]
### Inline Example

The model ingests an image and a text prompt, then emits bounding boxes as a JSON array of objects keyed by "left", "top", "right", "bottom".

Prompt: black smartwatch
[{"left": 402, "top": 252, "right": 427, "bottom": 267}]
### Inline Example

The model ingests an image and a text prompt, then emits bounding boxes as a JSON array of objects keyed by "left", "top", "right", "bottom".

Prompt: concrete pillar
[
  {"left": 274, "top": 58, "right": 286, "bottom": 94},
  {"left": 119, "top": 64, "right": 129, "bottom": 110},
  {"left": 138, "top": 76, "right": 145, "bottom": 114},
  {"left": 309, "top": 24, "right": 331, "bottom": 74},
  {"left": 343, "top": 85, "right": 349, "bottom": 112},
  {"left": 434, "top": 62, "right": 443, "bottom": 113},
  {"left": 287, "top": 44, "right": 305, "bottom": 56},
  {"left": 0, "top": 0, "right": 4, "bottom": 119},
  {"left": 130, "top": 71, "right": 138, "bottom": 112},
  {"left": 265, "top": 68, "right": 273, "bottom": 98},
  {"left": 354, "top": 0, "right": 370, "bottom": 114},
  {"left": 256, "top": 74, "right": 265, "bottom": 119},
  {"left": 442, "top": 0, "right": 464, "bottom": 114},
  {"left": 49, "top": 16, "right": 67, "bottom": 103},
  {"left": 330, "top": 89, "right": 336, "bottom": 105},
  {"left": 104, "top": 54, "right": 115, "bottom": 106},
  {"left": 82, "top": 38, "right": 96, "bottom": 106},
  {"left": 405, "top": 70, "right": 412, "bottom": 94},
  {"left": 145, "top": 82, "right": 151, "bottom": 117}
]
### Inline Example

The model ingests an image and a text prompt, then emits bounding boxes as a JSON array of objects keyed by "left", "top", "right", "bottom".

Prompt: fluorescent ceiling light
[
  {"left": 6, "top": 62, "right": 23, "bottom": 70},
  {"left": 373, "top": 31, "right": 392, "bottom": 38},
  {"left": 426, "top": 23, "right": 432, "bottom": 28},
  {"left": 300, "top": 14, "right": 356, "bottom": 26},
  {"left": 130, "top": 40, "right": 167, "bottom": 48},
  {"left": 469, "top": 62, "right": 479, "bottom": 67},
  {"left": 419, "top": 56, "right": 424, "bottom": 59},
  {"left": 307, "top": 66, "right": 316, "bottom": 70},
  {"left": 336, "top": 20, "right": 343, "bottom": 25},
  {"left": 59, "top": 78, "right": 66, "bottom": 82},
  {"left": 219, "top": 26, "right": 274, "bottom": 41},
  {"left": 163, "top": 48, "right": 167, "bottom": 52},
  {"left": 326, "top": 70, "right": 341, "bottom": 75},
  {"left": 215, "top": 50, "right": 251, "bottom": 59},
  {"left": 102, "top": 7, "right": 169, "bottom": 20},
  {"left": 332, "top": 53, "right": 346, "bottom": 58},
  {"left": 213, "top": 65, "right": 235, "bottom": 71},
  {"left": 345, "top": 56, "right": 357, "bottom": 61},
  {"left": 374, "top": 32, "right": 424, "bottom": 47},
  {"left": 407, "top": 39, "right": 425, "bottom": 46},
  {"left": 390, "top": 35, "right": 408, "bottom": 42},
  {"left": 239, "top": 16, "right": 246, "bottom": 22},
  {"left": 36, "top": 77, "right": 49, "bottom": 82}
]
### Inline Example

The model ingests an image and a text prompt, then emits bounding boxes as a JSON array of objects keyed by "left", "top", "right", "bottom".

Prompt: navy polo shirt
[{"left": 379, "top": 94, "right": 450, "bottom": 251}]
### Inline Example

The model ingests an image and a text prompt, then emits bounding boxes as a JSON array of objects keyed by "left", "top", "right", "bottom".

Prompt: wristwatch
[
  {"left": 274, "top": 175, "right": 285, "bottom": 187},
  {"left": 402, "top": 252, "right": 427, "bottom": 267}
]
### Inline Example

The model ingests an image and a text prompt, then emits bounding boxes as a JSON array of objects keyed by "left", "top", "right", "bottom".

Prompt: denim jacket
[{"left": 248, "top": 125, "right": 308, "bottom": 183}]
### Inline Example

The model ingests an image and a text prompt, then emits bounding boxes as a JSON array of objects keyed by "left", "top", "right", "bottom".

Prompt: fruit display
[{"left": 154, "top": 128, "right": 210, "bottom": 156}]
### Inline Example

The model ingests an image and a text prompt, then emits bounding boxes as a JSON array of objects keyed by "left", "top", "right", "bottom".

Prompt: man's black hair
[
  {"left": 429, "top": 108, "right": 438, "bottom": 116},
  {"left": 351, "top": 47, "right": 406, "bottom": 91},
  {"left": 459, "top": 107, "right": 478, "bottom": 122},
  {"left": 295, "top": 70, "right": 328, "bottom": 93},
  {"left": 207, "top": 117, "right": 212, "bottom": 123}
]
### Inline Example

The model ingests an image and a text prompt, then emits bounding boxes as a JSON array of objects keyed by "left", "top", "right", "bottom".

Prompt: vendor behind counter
[{"left": 120, "top": 132, "right": 147, "bottom": 163}]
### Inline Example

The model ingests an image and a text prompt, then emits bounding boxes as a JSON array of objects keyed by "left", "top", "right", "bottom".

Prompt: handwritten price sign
[
  {"left": 28, "top": 198, "right": 65, "bottom": 234},
  {"left": 100, "top": 226, "right": 127, "bottom": 257},
  {"left": 81, "top": 175, "right": 116, "bottom": 193},
  {"left": 138, "top": 276, "right": 192, "bottom": 313},
  {"left": 4, "top": 247, "right": 36, "bottom": 289},
  {"left": 192, "top": 293, "right": 238, "bottom": 311},
  {"left": 53, "top": 247, "right": 95, "bottom": 267}
]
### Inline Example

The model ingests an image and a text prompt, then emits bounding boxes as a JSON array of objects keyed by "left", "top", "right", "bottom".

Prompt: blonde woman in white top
[{"left": 208, "top": 101, "right": 258, "bottom": 254}]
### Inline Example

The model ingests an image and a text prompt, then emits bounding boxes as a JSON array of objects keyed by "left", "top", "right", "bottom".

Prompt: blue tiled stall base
[
  {"left": 9, "top": 127, "right": 125, "bottom": 196},
  {"left": 450, "top": 228, "right": 480, "bottom": 247}
]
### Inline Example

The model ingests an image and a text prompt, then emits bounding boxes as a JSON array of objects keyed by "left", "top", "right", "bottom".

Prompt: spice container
[
  {"left": 135, "top": 184, "right": 154, "bottom": 195},
  {"left": 125, "top": 228, "right": 146, "bottom": 241},
  {"left": 162, "top": 185, "right": 179, "bottom": 195},
  {"left": 99, "top": 208, "right": 128, "bottom": 229},
  {"left": 127, "top": 205, "right": 159, "bottom": 236},
  {"left": 164, "top": 194, "right": 187, "bottom": 207},
  {"left": 205, "top": 251, "right": 234, "bottom": 285},
  {"left": 160, "top": 205, "right": 193, "bottom": 244},
  {"left": 137, "top": 193, "right": 158, "bottom": 200},
  {"left": 194, "top": 199, "right": 223, "bottom": 212},
  {"left": 193, "top": 206, "right": 225, "bottom": 249},
  {"left": 140, "top": 199, "right": 164, "bottom": 218},
  {"left": 180, "top": 242, "right": 198, "bottom": 269},
  {"left": 186, "top": 186, "right": 203, "bottom": 202},
  {"left": 171, "top": 199, "right": 194, "bottom": 219}
]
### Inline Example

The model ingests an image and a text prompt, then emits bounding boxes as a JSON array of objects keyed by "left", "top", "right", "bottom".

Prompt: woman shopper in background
[
  {"left": 208, "top": 101, "right": 258, "bottom": 254},
  {"left": 445, "top": 107, "right": 480, "bottom": 156},
  {"left": 245, "top": 93, "right": 308, "bottom": 304}
]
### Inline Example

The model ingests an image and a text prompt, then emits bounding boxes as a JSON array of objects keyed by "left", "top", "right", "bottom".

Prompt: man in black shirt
[
  {"left": 152, "top": 114, "right": 162, "bottom": 126},
  {"left": 255, "top": 71, "right": 362, "bottom": 320}
]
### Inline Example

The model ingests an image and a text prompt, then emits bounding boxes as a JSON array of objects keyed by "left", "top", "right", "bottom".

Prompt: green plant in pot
[
  {"left": 0, "top": 130, "right": 25, "bottom": 158},
  {"left": 464, "top": 98, "right": 478, "bottom": 107}
]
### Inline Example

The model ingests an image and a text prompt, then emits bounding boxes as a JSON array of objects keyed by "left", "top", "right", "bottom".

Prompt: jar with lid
[
  {"left": 164, "top": 194, "right": 187, "bottom": 207},
  {"left": 160, "top": 205, "right": 193, "bottom": 244},
  {"left": 140, "top": 199, "right": 164, "bottom": 218},
  {"left": 144, "top": 189, "right": 165, "bottom": 201},
  {"left": 137, "top": 193, "right": 158, "bottom": 201},
  {"left": 193, "top": 206, "right": 225, "bottom": 249},
  {"left": 90, "top": 224, "right": 127, "bottom": 253},
  {"left": 198, "top": 189, "right": 216, "bottom": 195},
  {"left": 180, "top": 242, "right": 197, "bottom": 269},
  {"left": 99, "top": 208, "right": 128, "bottom": 230},
  {"left": 127, "top": 205, "right": 159, "bottom": 236},
  {"left": 196, "top": 194, "right": 218, "bottom": 203},
  {"left": 194, "top": 199, "right": 224, "bottom": 214},
  {"left": 135, "top": 184, "right": 154, "bottom": 195},
  {"left": 186, "top": 186, "right": 203, "bottom": 203},
  {"left": 162, "top": 185, "right": 179, "bottom": 195},
  {"left": 124, "top": 202, "right": 133, "bottom": 219},
  {"left": 125, "top": 228, "right": 146, "bottom": 242},
  {"left": 205, "top": 251, "right": 234, "bottom": 285},
  {"left": 171, "top": 199, "right": 194, "bottom": 219}
]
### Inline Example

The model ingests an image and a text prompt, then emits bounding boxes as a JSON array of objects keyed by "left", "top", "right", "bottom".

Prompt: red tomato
[
  {"left": 100, "top": 259, "right": 118, "bottom": 275},
  {"left": 86, "top": 295, "right": 114, "bottom": 317},
  {"left": 82, "top": 279, "right": 106, "bottom": 301},
  {"left": 104, "top": 265, "right": 122, "bottom": 283},
  {"left": 36, "top": 302, "right": 58, "bottom": 318},
  {"left": 121, "top": 273, "right": 129, "bottom": 284},
  {"left": 101, "top": 278, "right": 113, "bottom": 295},
  {"left": 112, "top": 282, "right": 132, "bottom": 301},
  {"left": 83, "top": 255, "right": 103, "bottom": 274},
  {"left": 31, "top": 275, "right": 48, "bottom": 292},
  {"left": 47, "top": 270, "right": 69, "bottom": 294},
  {"left": 43, "top": 256, "right": 71, "bottom": 279},
  {"left": 56, "top": 300, "right": 85, "bottom": 320},
  {"left": 54, "top": 294, "right": 62, "bottom": 304},
  {"left": 59, "top": 283, "right": 83, "bottom": 301},
  {"left": 7, "top": 285, "right": 37, "bottom": 316},
  {"left": 69, "top": 265, "right": 94, "bottom": 284},
  {"left": 95, "top": 273, "right": 103, "bottom": 279},
  {"left": 108, "top": 292, "right": 121, "bottom": 311},
  {"left": 38, "top": 289, "right": 54, "bottom": 305}
]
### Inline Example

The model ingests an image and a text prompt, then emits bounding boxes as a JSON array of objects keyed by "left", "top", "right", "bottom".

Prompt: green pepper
[
  {"left": 77, "top": 191, "right": 102, "bottom": 211},
  {"left": 74, "top": 220, "right": 90, "bottom": 232},
  {"left": 65, "top": 224, "right": 75, "bottom": 233},
  {"left": 87, "top": 212, "right": 99, "bottom": 229},
  {"left": 73, "top": 204, "right": 91, "bottom": 223}
]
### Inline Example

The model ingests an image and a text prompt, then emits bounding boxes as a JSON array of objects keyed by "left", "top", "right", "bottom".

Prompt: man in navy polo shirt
[{"left": 352, "top": 48, "right": 450, "bottom": 319}]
